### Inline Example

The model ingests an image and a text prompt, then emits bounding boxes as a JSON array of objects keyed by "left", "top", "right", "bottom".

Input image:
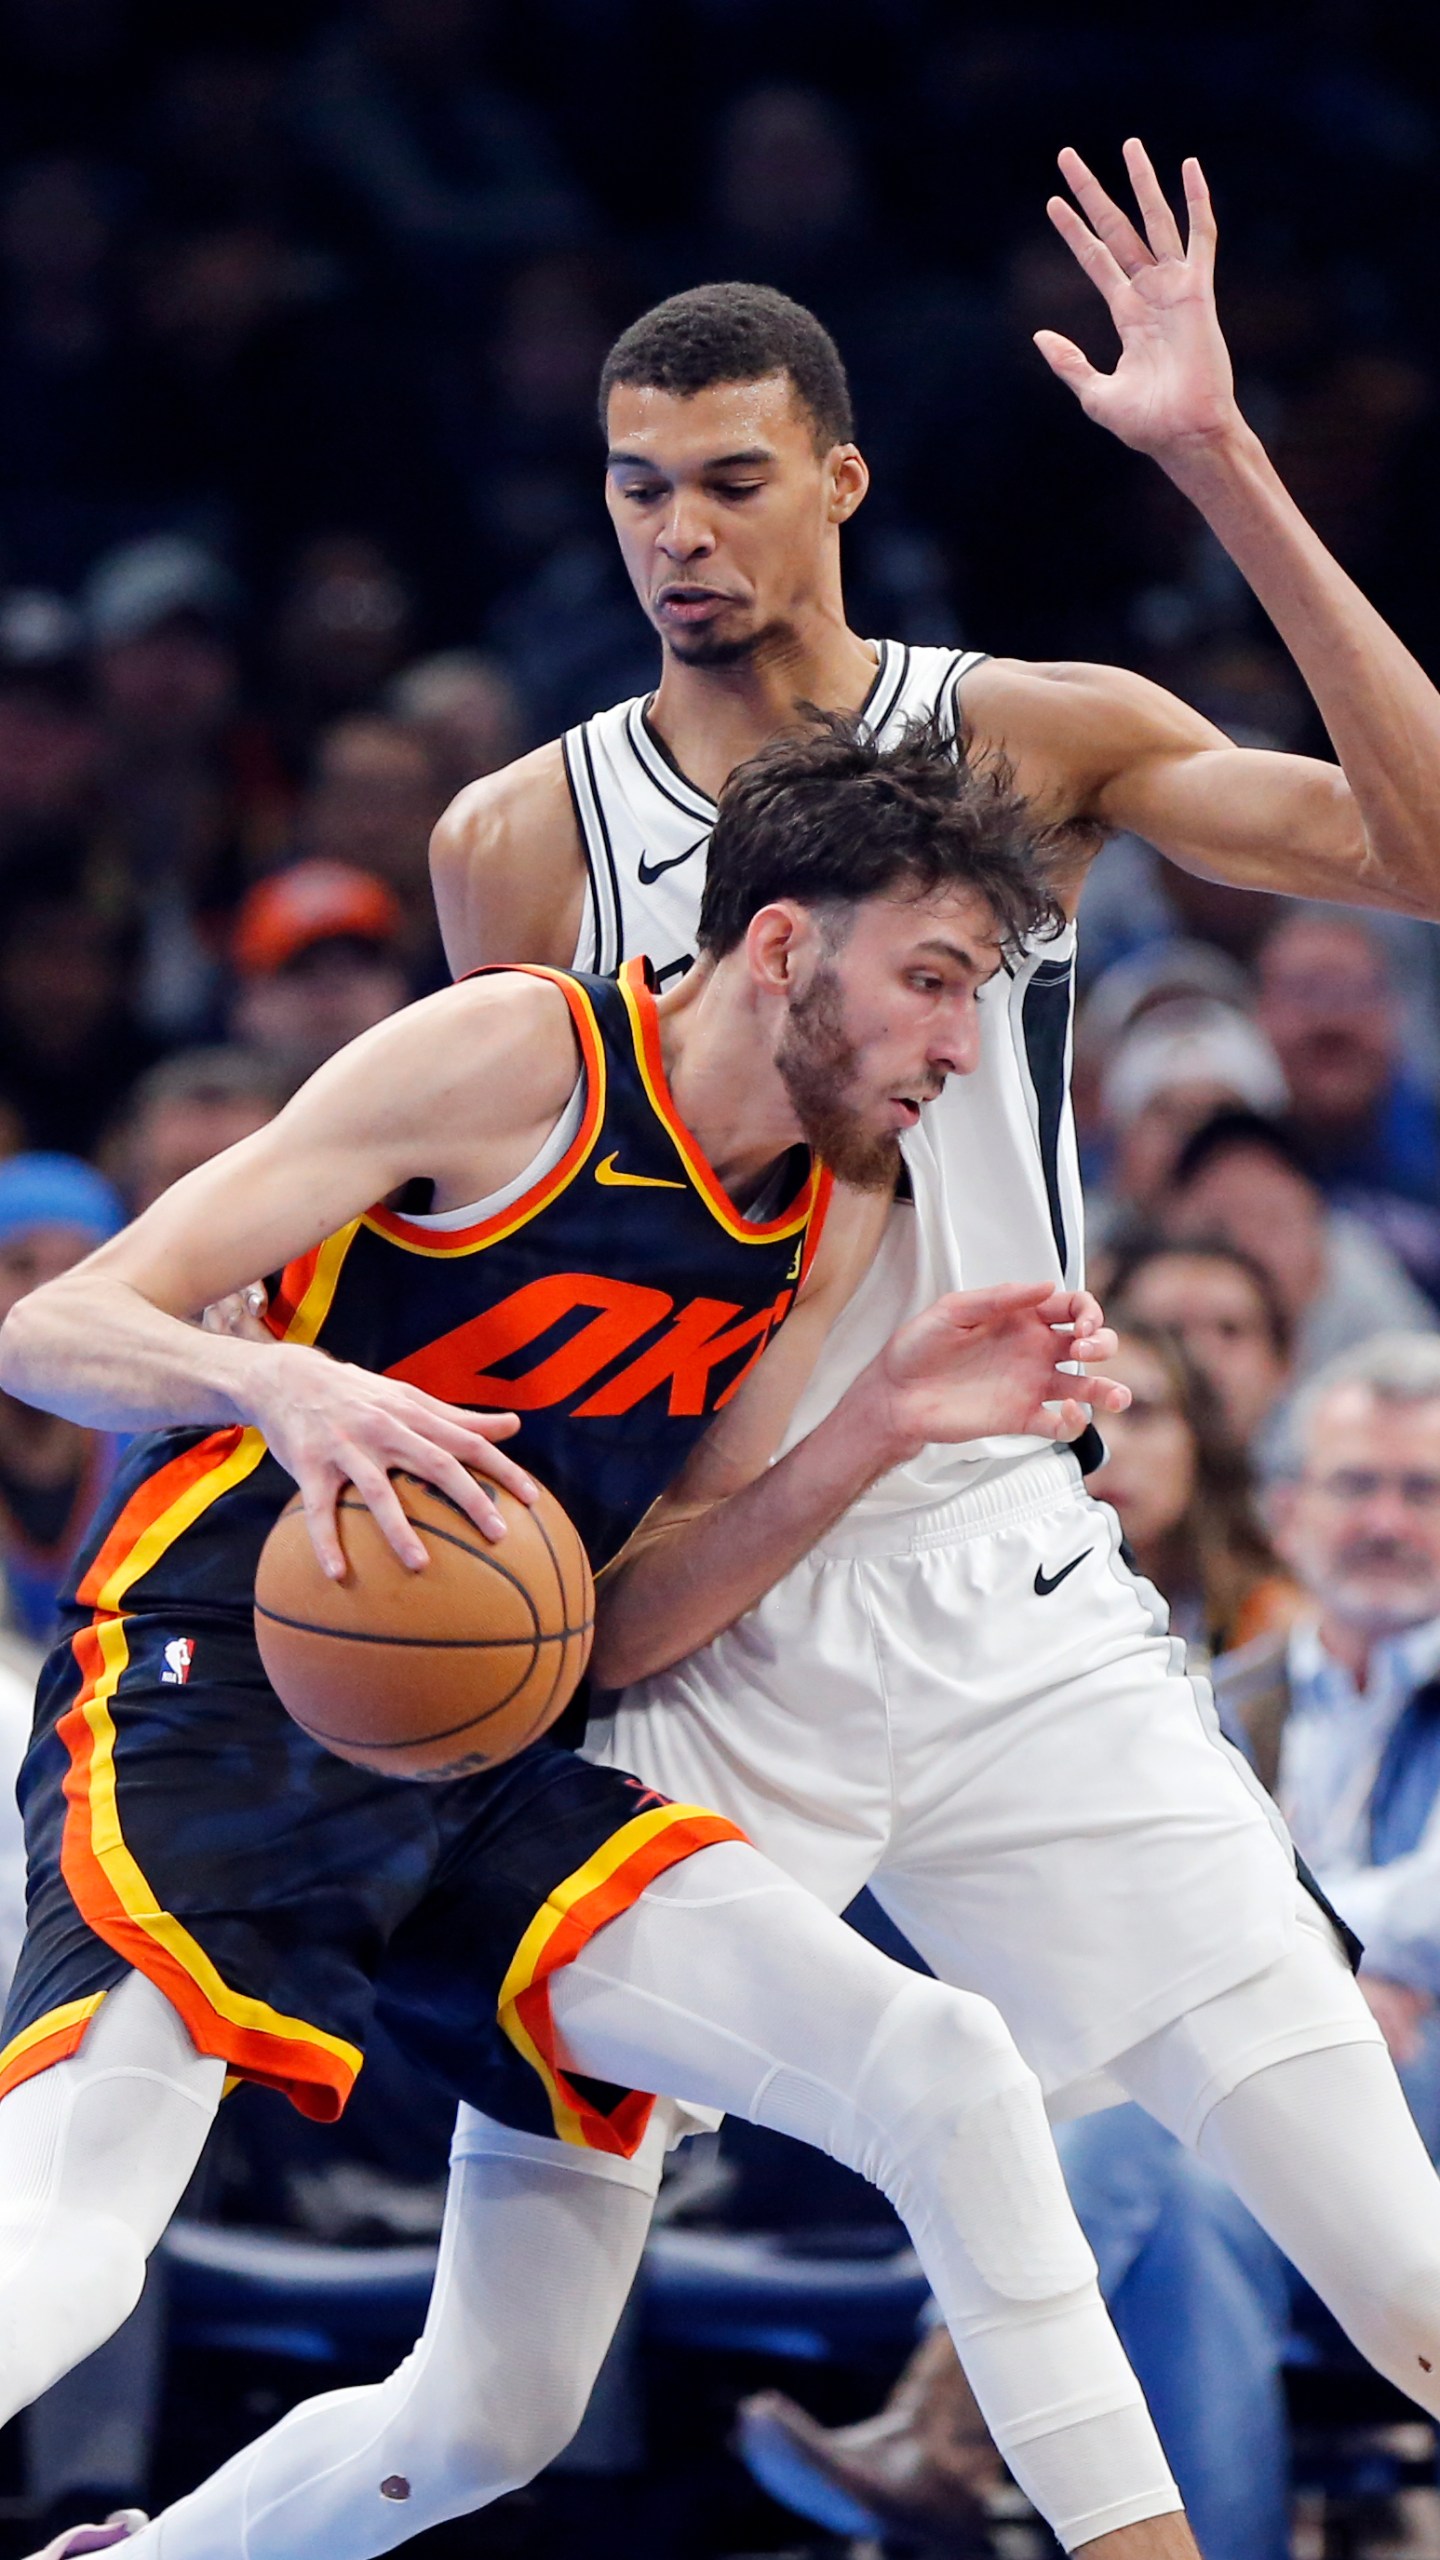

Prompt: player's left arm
[
  {"left": 592, "top": 1238, "right": 1128, "bottom": 1690},
  {"left": 1028, "top": 139, "right": 1440, "bottom": 919}
]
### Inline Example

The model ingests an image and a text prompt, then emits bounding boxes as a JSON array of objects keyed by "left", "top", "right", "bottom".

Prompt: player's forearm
[
  {"left": 592, "top": 1379, "right": 910, "bottom": 1690},
  {"left": 0, "top": 1271, "right": 285, "bottom": 1435},
  {"left": 1163, "top": 418, "right": 1440, "bottom": 910}
]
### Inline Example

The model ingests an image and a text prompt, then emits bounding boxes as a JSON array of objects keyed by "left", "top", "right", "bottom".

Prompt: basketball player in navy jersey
[
  {"left": 419, "top": 138, "right": 1440, "bottom": 2531},
  {"left": 0, "top": 723, "right": 1203, "bottom": 2560}
]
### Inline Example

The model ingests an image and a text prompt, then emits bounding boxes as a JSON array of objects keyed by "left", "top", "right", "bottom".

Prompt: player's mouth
[
  {"left": 654, "top": 584, "right": 735, "bottom": 627},
  {"left": 889, "top": 1096, "right": 923, "bottom": 1129}
]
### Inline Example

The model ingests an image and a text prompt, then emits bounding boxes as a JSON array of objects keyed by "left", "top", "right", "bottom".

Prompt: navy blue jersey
[{"left": 65, "top": 960, "right": 832, "bottom": 1625}]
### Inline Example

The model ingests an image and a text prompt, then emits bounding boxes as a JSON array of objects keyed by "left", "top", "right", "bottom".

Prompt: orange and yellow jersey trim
[
  {"left": 0, "top": 1428, "right": 365, "bottom": 2118},
  {"left": 498, "top": 1800, "right": 746, "bottom": 2154}
]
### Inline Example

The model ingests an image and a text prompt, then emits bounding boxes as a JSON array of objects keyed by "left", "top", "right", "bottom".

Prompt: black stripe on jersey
[
  {"left": 864, "top": 640, "right": 909, "bottom": 737},
  {"left": 948, "top": 649, "right": 990, "bottom": 745},
  {"left": 564, "top": 726, "right": 625, "bottom": 974},
  {"left": 1021, "top": 954, "right": 1075, "bottom": 1271},
  {"left": 629, "top": 703, "right": 716, "bottom": 822}
]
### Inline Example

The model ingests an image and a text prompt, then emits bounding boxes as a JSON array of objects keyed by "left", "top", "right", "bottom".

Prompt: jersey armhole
[{"left": 562, "top": 726, "right": 624, "bottom": 975}]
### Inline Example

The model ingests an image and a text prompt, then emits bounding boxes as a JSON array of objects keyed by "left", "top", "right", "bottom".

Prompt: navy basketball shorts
[{"left": 1, "top": 1607, "right": 740, "bottom": 2155}]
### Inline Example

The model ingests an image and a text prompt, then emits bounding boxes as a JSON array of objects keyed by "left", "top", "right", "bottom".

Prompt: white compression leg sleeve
[
  {"left": 0, "top": 1969, "right": 223, "bottom": 2421},
  {"left": 136, "top": 1842, "right": 1177, "bottom": 2558},
  {"left": 548, "top": 1843, "right": 1179, "bottom": 2551},
  {"left": 139, "top": 2106, "right": 669, "bottom": 2559},
  {"left": 1112, "top": 1909, "right": 1440, "bottom": 2415}
]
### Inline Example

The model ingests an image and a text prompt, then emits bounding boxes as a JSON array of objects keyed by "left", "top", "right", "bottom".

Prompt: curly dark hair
[
  {"left": 695, "top": 706, "right": 1062, "bottom": 960},
  {"left": 598, "top": 281, "right": 853, "bottom": 451}
]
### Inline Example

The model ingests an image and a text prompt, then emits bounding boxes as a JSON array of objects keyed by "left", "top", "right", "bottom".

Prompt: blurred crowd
[{"left": 4, "top": 0, "right": 1440, "bottom": 2549}]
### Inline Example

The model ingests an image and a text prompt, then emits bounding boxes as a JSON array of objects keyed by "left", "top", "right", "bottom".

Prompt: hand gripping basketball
[{"left": 248, "top": 1340, "right": 537, "bottom": 1577}]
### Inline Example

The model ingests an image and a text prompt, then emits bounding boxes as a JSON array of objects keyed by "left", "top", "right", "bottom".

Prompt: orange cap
[{"left": 233, "top": 861, "right": 402, "bottom": 976}]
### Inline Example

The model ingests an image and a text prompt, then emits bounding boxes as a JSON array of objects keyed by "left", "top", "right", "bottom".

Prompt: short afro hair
[
  {"left": 697, "top": 707, "right": 1061, "bottom": 962},
  {"left": 599, "top": 282, "right": 853, "bottom": 452}
]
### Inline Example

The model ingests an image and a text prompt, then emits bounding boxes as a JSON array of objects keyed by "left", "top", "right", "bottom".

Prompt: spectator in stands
[
  {"left": 83, "top": 533, "right": 291, "bottom": 1039},
  {"left": 387, "top": 649, "right": 526, "bottom": 805},
  {"left": 1257, "top": 910, "right": 1440, "bottom": 1206},
  {"left": 1163, "top": 1111, "right": 1437, "bottom": 1395},
  {"left": 0, "top": 1152, "right": 123, "bottom": 1643},
  {"left": 103, "top": 1046, "right": 285, "bottom": 1216},
  {"left": 269, "top": 535, "right": 416, "bottom": 750},
  {"left": 296, "top": 713, "right": 444, "bottom": 967},
  {"left": 1108, "top": 1239, "right": 1295, "bottom": 1458},
  {"left": 0, "top": 878, "right": 154, "bottom": 1157},
  {"left": 0, "top": 590, "right": 101, "bottom": 852},
  {"left": 227, "top": 858, "right": 409, "bottom": 1085},
  {"left": 1088, "top": 1319, "right": 1302, "bottom": 1656},
  {"left": 1091, "top": 999, "right": 1289, "bottom": 1249}
]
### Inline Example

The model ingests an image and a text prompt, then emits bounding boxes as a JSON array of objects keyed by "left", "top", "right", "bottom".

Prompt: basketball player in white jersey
[{"left": 423, "top": 138, "right": 1440, "bottom": 2512}]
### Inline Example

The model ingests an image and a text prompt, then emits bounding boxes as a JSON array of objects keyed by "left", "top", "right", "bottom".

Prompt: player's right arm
[
  {"left": 430, "top": 742, "right": 588, "bottom": 974},
  {"left": 0, "top": 978, "right": 579, "bottom": 1572}
]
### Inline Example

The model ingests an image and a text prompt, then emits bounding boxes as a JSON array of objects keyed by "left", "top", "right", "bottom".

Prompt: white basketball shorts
[{"left": 589, "top": 1448, "right": 1299, "bottom": 2110}]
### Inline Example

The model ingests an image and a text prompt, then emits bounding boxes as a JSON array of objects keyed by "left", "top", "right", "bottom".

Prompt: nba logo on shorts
[{"left": 161, "top": 1636, "right": 194, "bottom": 1687}]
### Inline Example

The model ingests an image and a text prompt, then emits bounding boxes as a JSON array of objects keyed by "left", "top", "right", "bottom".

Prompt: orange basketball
[{"left": 253, "top": 1472, "right": 595, "bottom": 1780}]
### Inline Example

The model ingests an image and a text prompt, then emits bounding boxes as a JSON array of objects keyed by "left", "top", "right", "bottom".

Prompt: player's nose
[
  {"left": 656, "top": 498, "right": 716, "bottom": 560},
  {"left": 931, "top": 1012, "right": 981, "bottom": 1079}
]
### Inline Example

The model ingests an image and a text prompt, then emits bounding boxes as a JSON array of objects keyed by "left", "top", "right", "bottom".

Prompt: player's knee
[{"left": 857, "top": 1979, "right": 1096, "bottom": 2310}]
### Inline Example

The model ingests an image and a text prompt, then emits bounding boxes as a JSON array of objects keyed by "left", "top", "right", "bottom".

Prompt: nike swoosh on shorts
[{"left": 1033, "top": 1551, "right": 1091, "bottom": 1597}]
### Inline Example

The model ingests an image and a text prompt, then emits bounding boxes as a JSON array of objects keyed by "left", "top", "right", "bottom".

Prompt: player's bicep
[{"left": 1097, "top": 740, "right": 1380, "bottom": 904}]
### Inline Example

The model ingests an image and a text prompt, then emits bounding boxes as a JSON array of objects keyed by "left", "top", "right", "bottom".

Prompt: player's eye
[
  {"left": 714, "top": 480, "right": 764, "bottom": 500},
  {"left": 907, "top": 971, "right": 944, "bottom": 994},
  {"left": 617, "top": 481, "right": 664, "bottom": 505}
]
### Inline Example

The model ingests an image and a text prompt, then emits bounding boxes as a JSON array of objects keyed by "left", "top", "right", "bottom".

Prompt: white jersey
[{"left": 562, "top": 640, "right": 1086, "bottom": 1512}]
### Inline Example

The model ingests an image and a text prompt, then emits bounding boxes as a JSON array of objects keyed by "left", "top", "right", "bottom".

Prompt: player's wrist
[
  {"left": 1152, "top": 408, "right": 1266, "bottom": 498},
  {"left": 829, "top": 1361, "right": 926, "bottom": 1477}
]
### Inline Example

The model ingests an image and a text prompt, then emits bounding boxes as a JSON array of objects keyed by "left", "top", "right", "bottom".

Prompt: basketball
[{"left": 253, "top": 1473, "right": 595, "bottom": 1780}]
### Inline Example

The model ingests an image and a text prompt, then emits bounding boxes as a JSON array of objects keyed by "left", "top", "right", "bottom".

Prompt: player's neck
[
  {"left": 648, "top": 615, "right": 879, "bottom": 805},
  {"left": 657, "top": 964, "right": 802, "bottom": 1205}
]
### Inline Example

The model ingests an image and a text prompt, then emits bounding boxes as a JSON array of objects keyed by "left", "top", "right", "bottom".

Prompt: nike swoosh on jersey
[
  {"left": 1033, "top": 1550, "right": 1091, "bottom": 1597},
  {"left": 637, "top": 840, "right": 705, "bottom": 887},
  {"left": 595, "top": 1151, "right": 687, "bottom": 1192}
]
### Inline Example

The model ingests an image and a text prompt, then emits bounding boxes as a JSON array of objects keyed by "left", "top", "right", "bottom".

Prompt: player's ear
[
  {"left": 744, "top": 903, "right": 807, "bottom": 994},
  {"left": 827, "top": 443, "right": 869, "bottom": 525}
]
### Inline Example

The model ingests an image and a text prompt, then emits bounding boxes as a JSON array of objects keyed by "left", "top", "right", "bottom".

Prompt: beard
[{"left": 775, "top": 963, "right": 905, "bottom": 1194}]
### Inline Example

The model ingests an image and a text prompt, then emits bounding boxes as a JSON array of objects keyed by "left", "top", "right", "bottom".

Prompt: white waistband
[{"left": 815, "top": 1446, "right": 1085, "bottom": 1562}]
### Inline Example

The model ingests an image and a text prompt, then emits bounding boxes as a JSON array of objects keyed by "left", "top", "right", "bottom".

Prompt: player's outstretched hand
[
  {"left": 871, "top": 1281, "right": 1131, "bottom": 1456},
  {"left": 1034, "top": 139, "right": 1240, "bottom": 461},
  {"left": 248, "top": 1342, "right": 536, "bottom": 1578}
]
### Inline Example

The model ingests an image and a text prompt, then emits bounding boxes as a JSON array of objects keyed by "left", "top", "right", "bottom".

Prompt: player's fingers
[
  {"left": 939, "top": 1281, "right": 1053, "bottom": 1328},
  {"left": 1182, "top": 155, "right": 1218, "bottom": 273},
  {"left": 386, "top": 1433, "right": 511, "bottom": 1545},
  {"left": 1032, "top": 330, "right": 1101, "bottom": 399},
  {"left": 1044, "top": 198, "right": 1134, "bottom": 310},
  {"left": 1035, "top": 1396, "right": 1090, "bottom": 1443},
  {"left": 1121, "top": 135, "right": 1185, "bottom": 262},
  {"left": 1065, "top": 1324, "right": 1119, "bottom": 1366},
  {"left": 344, "top": 1452, "right": 432, "bottom": 1571},
  {"left": 1058, "top": 144, "right": 1152, "bottom": 272},
  {"left": 1082, "top": 1376, "right": 1131, "bottom": 1413},
  {"left": 297, "top": 1469, "right": 349, "bottom": 1581},
  {"left": 385, "top": 1394, "right": 536, "bottom": 1499}
]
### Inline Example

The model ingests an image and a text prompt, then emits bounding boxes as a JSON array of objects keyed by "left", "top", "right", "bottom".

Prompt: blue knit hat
[{"left": 0, "top": 1153, "right": 126, "bottom": 1252}]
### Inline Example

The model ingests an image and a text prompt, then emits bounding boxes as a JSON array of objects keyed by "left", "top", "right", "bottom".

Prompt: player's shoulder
[
  {"left": 333, "top": 967, "right": 585, "bottom": 1132},
  {"left": 431, "top": 739, "right": 579, "bottom": 877}
]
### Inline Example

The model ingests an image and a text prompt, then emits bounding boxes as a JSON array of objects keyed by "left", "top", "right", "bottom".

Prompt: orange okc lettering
[
  {"left": 389, "top": 1273, "right": 672, "bottom": 1408},
  {"left": 576, "top": 1291, "right": 790, "bottom": 1418}
]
